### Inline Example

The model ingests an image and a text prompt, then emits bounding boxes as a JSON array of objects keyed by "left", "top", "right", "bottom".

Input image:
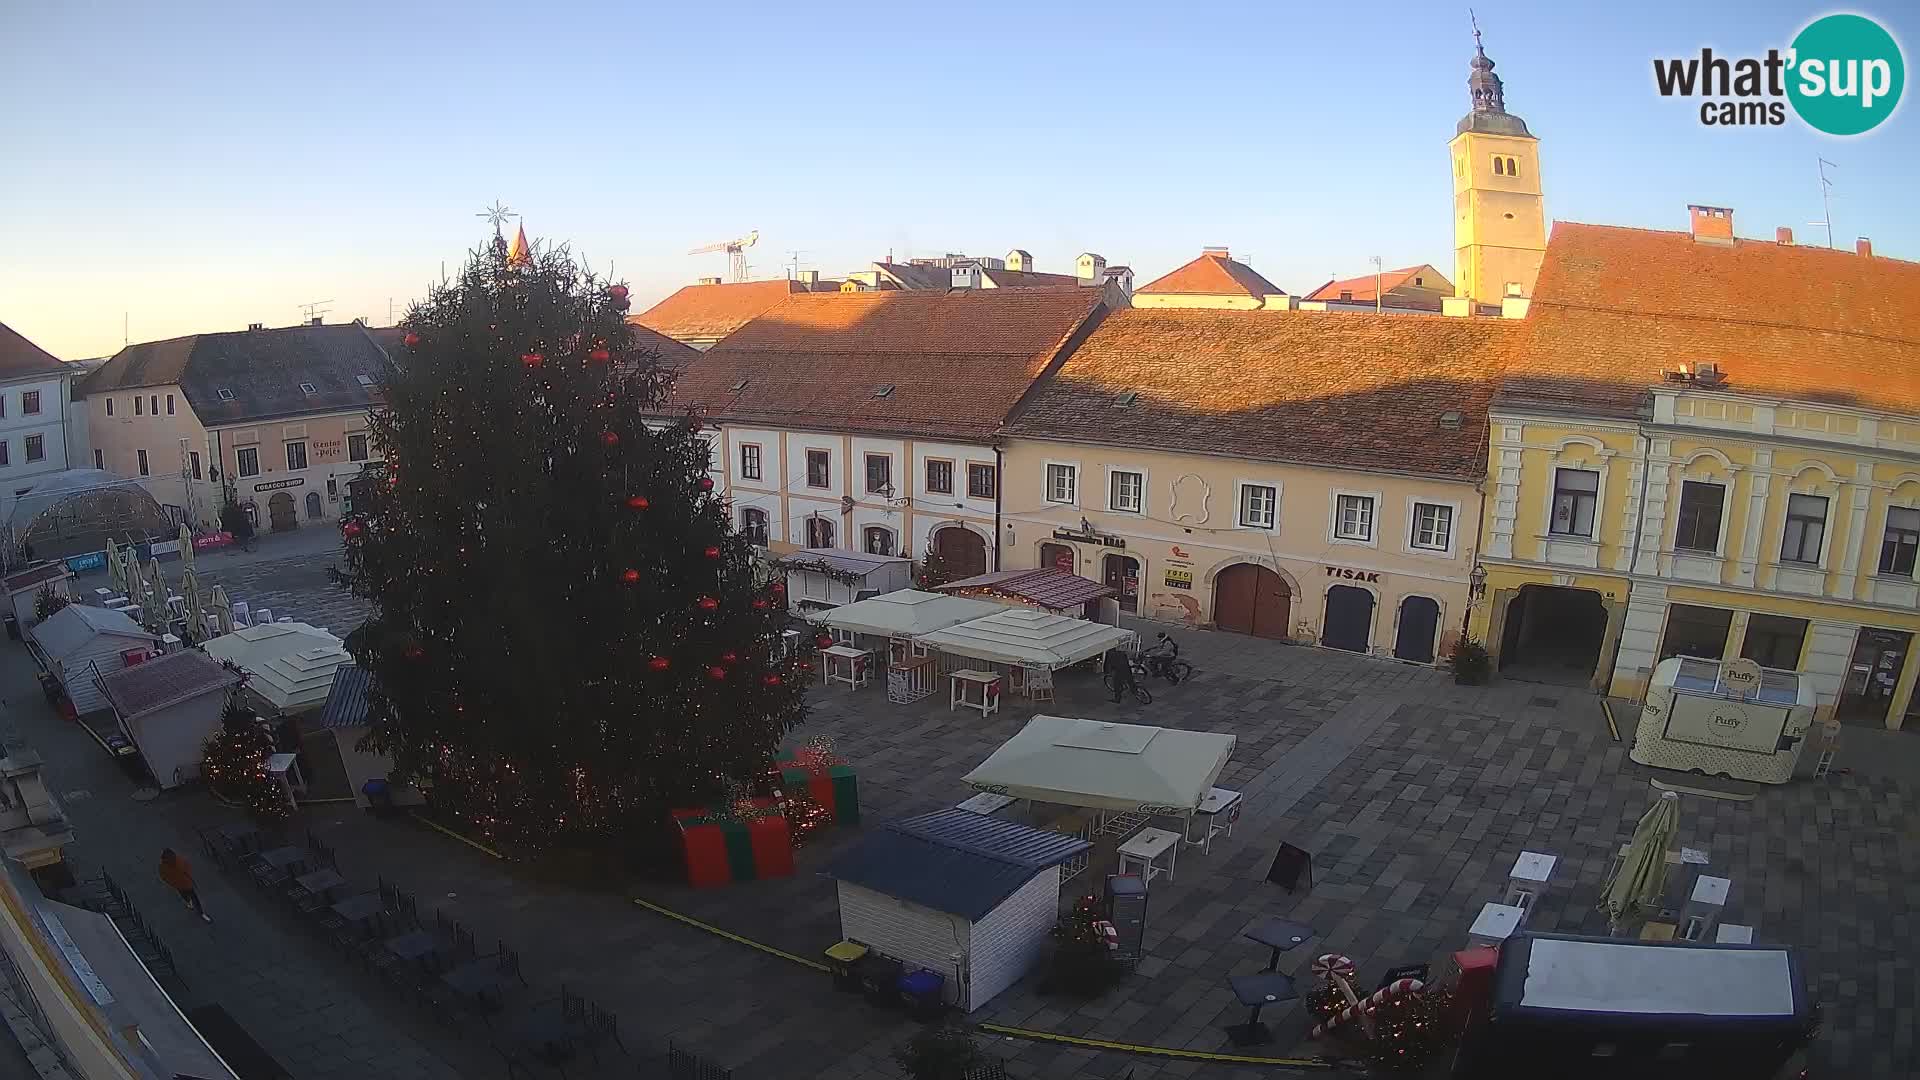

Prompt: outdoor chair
[
  {"left": 396, "top": 891, "right": 419, "bottom": 929},
  {"left": 249, "top": 860, "right": 294, "bottom": 892},
  {"left": 452, "top": 923, "right": 477, "bottom": 961},
  {"left": 435, "top": 908, "right": 453, "bottom": 936},
  {"left": 495, "top": 945, "right": 528, "bottom": 987},
  {"left": 378, "top": 876, "right": 399, "bottom": 910},
  {"left": 585, "top": 1002, "right": 624, "bottom": 1059},
  {"left": 560, "top": 986, "right": 585, "bottom": 1025}
]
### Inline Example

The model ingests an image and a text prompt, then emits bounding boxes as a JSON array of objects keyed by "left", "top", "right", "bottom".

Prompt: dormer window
[
  {"left": 1114, "top": 392, "right": 1138, "bottom": 408},
  {"left": 217, "top": 388, "right": 235, "bottom": 401},
  {"left": 871, "top": 384, "right": 895, "bottom": 399},
  {"left": 356, "top": 374, "right": 375, "bottom": 387},
  {"left": 300, "top": 382, "right": 318, "bottom": 395},
  {"left": 729, "top": 378, "right": 749, "bottom": 393}
]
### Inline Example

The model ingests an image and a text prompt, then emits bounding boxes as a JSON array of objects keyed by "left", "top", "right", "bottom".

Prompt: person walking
[
  {"left": 158, "top": 849, "right": 211, "bottom": 922},
  {"left": 1103, "top": 647, "right": 1137, "bottom": 704}
]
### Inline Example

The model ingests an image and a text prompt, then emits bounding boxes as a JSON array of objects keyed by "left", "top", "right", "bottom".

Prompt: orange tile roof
[
  {"left": 670, "top": 288, "right": 1108, "bottom": 441},
  {"left": 1136, "top": 251, "right": 1286, "bottom": 298},
  {"left": 1005, "top": 308, "right": 1523, "bottom": 479},
  {"left": 0, "top": 320, "right": 67, "bottom": 378},
  {"left": 1506, "top": 223, "right": 1920, "bottom": 418},
  {"left": 633, "top": 280, "right": 805, "bottom": 343},
  {"left": 1304, "top": 265, "right": 1443, "bottom": 302},
  {"left": 982, "top": 268, "right": 1082, "bottom": 288}
]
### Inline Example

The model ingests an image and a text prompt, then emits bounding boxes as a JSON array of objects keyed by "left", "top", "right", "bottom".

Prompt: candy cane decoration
[
  {"left": 1310, "top": 954, "right": 1357, "bottom": 981},
  {"left": 1311, "top": 978, "right": 1426, "bottom": 1038}
]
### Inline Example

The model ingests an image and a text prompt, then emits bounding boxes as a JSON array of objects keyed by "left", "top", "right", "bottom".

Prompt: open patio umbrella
[
  {"left": 178, "top": 522, "right": 195, "bottom": 570},
  {"left": 210, "top": 584, "right": 234, "bottom": 635},
  {"left": 105, "top": 537, "right": 122, "bottom": 592},
  {"left": 181, "top": 566, "right": 208, "bottom": 643},
  {"left": 1601, "top": 790, "right": 1680, "bottom": 934}
]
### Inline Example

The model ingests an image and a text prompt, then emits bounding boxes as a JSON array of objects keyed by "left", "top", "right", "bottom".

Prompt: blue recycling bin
[{"left": 898, "top": 969, "right": 945, "bottom": 1020}]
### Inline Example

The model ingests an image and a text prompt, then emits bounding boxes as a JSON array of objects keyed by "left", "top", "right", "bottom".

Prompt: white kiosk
[{"left": 1631, "top": 656, "right": 1816, "bottom": 784}]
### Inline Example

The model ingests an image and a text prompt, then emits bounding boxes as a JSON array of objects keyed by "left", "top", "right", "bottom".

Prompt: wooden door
[
  {"left": 1039, "top": 543, "right": 1074, "bottom": 573},
  {"left": 1323, "top": 585, "right": 1375, "bottom": 653},
  {"left": 1103, "top": 554, "right": 1140, "bottom": 614},
  {"left": 936, "top": 527, "right": 987, "bottom": 578},
  {"left": 1213, "top": 564, "right": 1291, "bottom": 639},
  {"left": 268, "top": 492, "right": 297, "bottom": 532},
  {"left": 1394, "top": 596, "right": 1441, "bottom": 663}
]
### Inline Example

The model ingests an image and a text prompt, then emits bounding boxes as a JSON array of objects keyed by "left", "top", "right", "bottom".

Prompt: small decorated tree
[
  {"left": 201, "top": 675, "right": 287, "bottom": 822},
  {"left": 915, "top": 541, "right": 958, "bottom": 590},
  {"left": 894, "top": 1023, "right": 985, "bottom": 1080},
  {"left": 33, "top": 585, "right": 70, "bottom": 622},
  {"left": 1043, "top": 894, "right": 1122, "bottom": 996}
]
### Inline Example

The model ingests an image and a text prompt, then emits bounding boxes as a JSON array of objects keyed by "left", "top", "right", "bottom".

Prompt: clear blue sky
[{"left": 3, "top": 0, "right": 1914, "bottom": 358}]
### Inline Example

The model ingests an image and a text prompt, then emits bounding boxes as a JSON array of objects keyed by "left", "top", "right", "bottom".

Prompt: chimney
[
  {"left": 1776, "top": 227, "right": 1794, "bottom": 246},
  {"left": 1857, "top": 237, "right": 1874, "bottom": 258},
  {"left": 1202, "top": 246, "right": 1232, "bottom": 260},
  {"left": 794, "top": 270, "right": 819, "bottom": 286},
  {"left": 247, "top": 322, "right": 264, "bottom": 331},
  {"left": 1688, "top": 204, "right": 1735, "bottom": 245},
  {"left": 696, "top": 276, "right": 723, "bottom": 286},
  {"left": 309, "top": 316, "right": 323, "bottom": 326}
]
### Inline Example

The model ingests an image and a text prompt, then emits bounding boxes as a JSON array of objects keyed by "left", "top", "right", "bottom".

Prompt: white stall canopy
[
  {"left": 914, "top": 607, "right": 1135, "bottom": 671},
  {"left": 201, "top": 622, "right": 353, "bottom": 714},
  {"left": 962, "top": 716, "right": 1236, "bottom": 816},
  {"left": 815, "top": 589, "right": 1004, "bottom": 640}
]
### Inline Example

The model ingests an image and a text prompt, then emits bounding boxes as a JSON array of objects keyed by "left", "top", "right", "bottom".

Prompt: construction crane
[{"left": 688, "top": 230, "right": 759, "bottom": 283}]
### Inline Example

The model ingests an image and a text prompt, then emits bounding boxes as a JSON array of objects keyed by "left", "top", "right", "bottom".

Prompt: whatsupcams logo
[{"left": 1654, "top": 13, "right": 1905, "bottom": 134}]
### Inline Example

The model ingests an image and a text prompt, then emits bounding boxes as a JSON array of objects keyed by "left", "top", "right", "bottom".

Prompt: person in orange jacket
[{"left": 158, "top": 849, "right": 211, "bottom": 922}]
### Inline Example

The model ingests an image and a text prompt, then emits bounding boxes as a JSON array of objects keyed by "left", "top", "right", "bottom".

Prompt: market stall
[
  {"left": 913, "top": 606, "right": 1136, "bottom": 686},
  {"left": 935, "top": 567, "right": 1119, "bottom": 624},
  {"left": 815, "top": 590, "right": 1005, "bottom": 702},
  {"left": 27, "top": 604, "right": 160, "bottom": 715},
  {"left": 962, "top": 715, "right": 1236, "bottom": 818},
  {"left": 96, "top": 650, "right": 241, "bottom": 789},
  {"left": 3, "top": 562, "right": 71, "bottom": 632},
  {"left": 315, "top": 664, "right": 426, "bottom": 810},
  {"left": 1630, "top": 657, "right": 1816, "bottom": 784},
  {"left": 780, "top": 549, "right": 912, "bottom": 613},
  {"left": 824, "top": 808, "right": 1090, "bottom": 1012},
  {"left": 201, "top": 622, "right": 354, "bottom": 717}
]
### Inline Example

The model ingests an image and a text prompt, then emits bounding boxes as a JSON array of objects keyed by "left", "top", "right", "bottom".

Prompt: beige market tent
[
  {"left": 913, "top": 606, "right": 1135, "bottom": 671},
  {"left": 815, "top": 589, "right": 1005, "bottom": 640},
  {"left": 962, "top": 716, "right": 1236, "bottom": 815},
  {"left": 201, "top": 622, "right": 353, "bottom": 715}
]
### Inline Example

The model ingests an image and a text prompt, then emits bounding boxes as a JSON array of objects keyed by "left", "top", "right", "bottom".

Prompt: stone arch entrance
[
  {"left": 305, "top": 491, "right": 324, "bottom": 520},
  {"left": 1102, "top": 553, "right": 1142, "bottom": 614},
  {"left": 1498, "top": 584, "right": 1609, "bottom": 687},
  {"left": 268, "top": 491, "right": 297, "bottom": 532},
  {"left": 933, "top": 525, "right": 988, "bottom": 578},
  {"left": 1323, "top": 585, "right": 1376, "bottom": 653},
  {"left": 1394, "top": 595, "right": 1442, "bottom": 663},
  {"left": 1039, "top": 542, "right": 1074, "bottom": 573},
  {"left": 1211, "top": 563, "right": 1292, "bottom": 639}
]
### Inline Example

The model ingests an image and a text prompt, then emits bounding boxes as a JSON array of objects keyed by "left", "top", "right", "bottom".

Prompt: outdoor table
[
  {"left": 93, "top": 588, "right": 115, "bottom": 605},
  {"left": 441, "top": 958, "right": 514, "bottom": 1001},
  {"left": 254, "top": 846, "right": 309, "bottom": 870},
  {"left": 505, "top": 1002, "right": 579, "bottom": 1067},
  {"left": 1243, "top": 917, "right": 1313, "bottom": 972},
  {"left": 214, "top": 822, "right": 261, "bottom": 851},
  {"left": 1467, "top": 902, "right": 1526, "bottom": 949},
  {"left": 956, "top": 792, "right": 1016, "bottom": 816},
  {"left": 330, "top": 892, "right": 387, "bottom": 926},
  {"left": 1185, "top": 786, "right": 1243, "bottom": 852},
  {"left": 1505, "top": 851, "right": 1557, "bottom": 911},
  {"left": 384, "top": 930, "right": 440, "bottom": 963},
  {"left": 1117, "top": 826, "right": 1181, "bottom": 884},
  {"left": 820, "top": 644, "right": 872, "bottom": 690},
  {"left": 293, "top": 868, "right": 346, "bottom": 898},
  {"left": 1224, "top": 971, "right": 1297, "bottom": 1046},
  {"left": 1715, "top": 923, "right": 1754, "bottom": 944},
  {"left": 105, "top": 597, "right": 131, "bottom": 610},
  {"left": 948, "top": 669, "right": 1001, "bottom": 717}
]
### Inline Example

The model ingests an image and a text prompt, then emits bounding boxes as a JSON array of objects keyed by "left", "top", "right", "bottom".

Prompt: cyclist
[
  {"left": 1103, "top": 646, "right": 1138, "bottom": 703},
  {"left": 1142, "top": 632, "right": 1180, "bottom": 679}
]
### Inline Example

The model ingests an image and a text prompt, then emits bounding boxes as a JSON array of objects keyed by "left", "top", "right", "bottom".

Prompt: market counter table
[{"left": 948, "top": 669, "right": 1001, "bottom": 717}]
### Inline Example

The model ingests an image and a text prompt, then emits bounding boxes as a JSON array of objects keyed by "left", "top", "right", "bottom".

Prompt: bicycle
[{"left": 1102, "top": 669, "right": 1154, "bottom": 705}]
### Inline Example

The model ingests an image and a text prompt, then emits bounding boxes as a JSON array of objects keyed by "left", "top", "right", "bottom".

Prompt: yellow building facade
[
  {"left": 1468, "top": 216, "right": 1920, "bottom": 730},
  {"left": 1448, "top": 35, "right": 1546, "bottom": 307}
]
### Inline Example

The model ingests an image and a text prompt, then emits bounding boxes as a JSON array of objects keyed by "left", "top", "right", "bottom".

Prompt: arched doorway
[
  {"left": 1323, "top": 585, "right": 1375, "bottom": 652},
  {"left": 1039, "top": 542, "right": 1074, "bottom": 573},
  {"left": 1498, "top": 584, "right": 1608, "bottom": 687},
  {"left": 1212, "top": 564, "right": 1291, "bottom": 639},
  {"left": 1394, "top": 596, "right": 1441, "bottom": 663},
  {"left": 934, "top": 526, "right": 988, "bottom": 578},
  {"left": 268, "top": 491, "right": 297, "bottom": 532},
  {"left": 305, "top": 491, "right": 324, "bottom": 520},
  {"left": 1103, "top": 553, "right": 1141, "bottom": 614}
]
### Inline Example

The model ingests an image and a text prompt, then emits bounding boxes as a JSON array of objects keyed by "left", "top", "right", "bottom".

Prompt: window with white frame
[
  {"left": 285, "top": 440, "right": 309, "bottom": 470},
  {"left": 236, "top": 447, "right": 260, "bottom": 477},
  {"left": 739, "top": 443, "right": 762, "bottom": 481},
  {"left": 805, "top": 449, "right": 831, "bottom": 488},
  {"left": 739, "top": 507, "right": 769, "bottom": 547},
  {"left": 1411, "top": 502, "right": 1452, "bottom": 551},
  {"left": 865, "top": 453, "right": 892, "bottom": 495},
  {"left": 1239, "top": 484, "right": 1277, "bottom": 529},
  {"left": 863, "top": 526, "right": 895, "bottom": 556},
  {"left": 1108, "top": 470, "right": 1144, "bottom": 514},
  {"left": 1046, "top": 463, "right": 1077, "bottom": 504},
  {"left": 1549, "top": 468, "right": 1600, "bottom": 538},
  {"left": 25, "top": 435, "right": 45, "bottom": 463},
  {"left": 136, "top": 448, "right": 148, "bottom": 475},
  {"left": 1881, "top": 506, "right": 1920, "bottom": 577},
  {"left": 805, "top": 515, "right": 835, "bottom": 548},
  {"left": 1335, "top": 493, "right": 1374, "bottom": 541},
  {"left": 1780, "top": 493, "right": 1828, "bottom": 565}
]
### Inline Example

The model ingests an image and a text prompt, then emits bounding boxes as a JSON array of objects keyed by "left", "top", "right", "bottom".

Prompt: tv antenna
[
  {"left": 1807, "top": 158, "right": 1838, "bottom": 249},
  {"left": 478, "top": 200, "right": 518, "bottom": 236},
  {"left": 784, "top": 250, "right": 810, "bottom": 279},
  {"left": 298, "top": 299, "right": 334, "bottom": 323}
]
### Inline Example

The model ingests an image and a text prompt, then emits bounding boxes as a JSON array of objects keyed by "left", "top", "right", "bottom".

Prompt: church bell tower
[{"left": 1449, "top": 22, "right": 1546, "bottom": 307}]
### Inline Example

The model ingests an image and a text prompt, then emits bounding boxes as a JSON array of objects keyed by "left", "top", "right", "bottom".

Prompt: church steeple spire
[{"left": 1456, "top": 14, "right": 1530, "bottom": 136}]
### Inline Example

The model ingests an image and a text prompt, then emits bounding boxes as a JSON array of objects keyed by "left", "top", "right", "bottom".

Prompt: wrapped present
[
  {"left": 671, "top": 799, "right": 793, "bottom": 886},
  {"left": 778, "top": 739, "right": 860, "bottom": 827}
]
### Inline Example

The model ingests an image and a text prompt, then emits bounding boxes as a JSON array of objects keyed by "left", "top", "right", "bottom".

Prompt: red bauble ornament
[
  {"left": 770, "top": 582, "right": 786, "bottom": 596},
  {"left": 703, "top": 545, "right": 721, "bottom": 560},
  {"left": 720, "top": 651, "right": 738, "bottom": 664},
  {"left": 697, "top": 596, "right": 719, "bottom": 611},
  {"left": 697, "top": 477, "right": 715, "bottom": 492},
  {"left": 621, "top": 568, "right": 641, "bottom": 584},
  {"left": 342, "top": 521, "right": 363, "bottom": 539},
  {"left": 607, "top": 284, "right": 629, "bottom": 301},
  {"left": 751, "top": 598, "right": 769, "bottom": 610},
  {"left": 589, "top": 348, "right": 611, "bottom": 363},
  {"left": 403, "top": 645, "right": 425, "bottom": 660},
  {"left": 521, "top": 352, "right": 544, "bottom": 368},
  {"left": 402, "top": 331, "right": 421, "bottom": 349},
  {"left": 707, "top": 666, "right": 727, "bottom": 681},
  {"left": 600, "top": 430, "right": 620, "bottom": 447},
  {"left": 815, "top": 633, "right": 833, "bottom": 649},
  {"left": 763, "top": 674, "right": 783, "bottom": 687},
  {"left": 799, "top": 661, "right": 815, "bottom": 673},
  {"left": 626, "top": 495, "right": 650, "bottom": 510},
  {"left": 648, "top": 656, "right": 671, "bottom": 672}
]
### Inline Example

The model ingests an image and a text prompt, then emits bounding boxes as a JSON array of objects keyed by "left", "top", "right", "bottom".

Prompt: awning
[
  {"left": 962, "top": 715, "right": 1236, "bottom": 816},
  {"left": 778, "top": 547, "right": 909, "bottom": 580},
  {"left": 936, "top": 567, "right": 1115, "bottom": 610},
  {"left": 815, "top": 589, "right": 1004, "bottom": 639},
  {"left": 913, "top": 606, "right": 1134, "bottom": 670},
  {"left": 201, "top": 622, "right": 353, "bottom": 713}
]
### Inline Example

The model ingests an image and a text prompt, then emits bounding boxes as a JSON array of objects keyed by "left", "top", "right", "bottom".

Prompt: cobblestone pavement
[{"left": 12, "top": 539, "right": 1918, "bottom": 1078}]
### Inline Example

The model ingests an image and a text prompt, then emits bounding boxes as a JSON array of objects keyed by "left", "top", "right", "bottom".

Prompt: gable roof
[
  {"left": 1504, "top": 223, "right": 1920, "bottom": 419},
  {"left": 671, "top": 287, "right": 1109, "bottom": 441},
  {"left": 824, "top": 808, "right": 1090, "bottom": 921},
  {"left": 0, "top": 321, "right": 67, "bottom": 380},
  {"left": 981, "top": 268, "right": 1082, "bottom": 288},
  {"left": 200, "top": 622, "right": 352, "bottom": 713},
  {"left": 1005, "top": 307, "right": 1523, "bottom": 479},
  {"left": 78, "top": 324, "right": 394, "bottom": 426},
  {"left": 29, "top": 604, "right": 156, "bottom": 662},
  {"left": 633, "top": 280, "right": 806, "bottom": 343},
  {"left": 1137, "top": 250, "right": 1285, "bottom": 298},
  {"left": 2, "top": 562, "right": 71, "bottom": 595},
  {"left": 1305, "top": 264, "right": 1450, "bottom": 303},
  {"left": 98, "top": 651, "right": 239, "bottom": 721}
]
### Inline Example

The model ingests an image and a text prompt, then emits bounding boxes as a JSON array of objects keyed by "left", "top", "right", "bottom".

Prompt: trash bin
[
  {"left": 362, "top": 778, "right": 395, "bottom": 817},
  {"left": 824, "top": 940, "right": 868, "bottom": 992},
  {"left": 898, "top": 969, "right": 946, "bottom": 1020},
  {"left": 856, "top": 952, "right": 903, "bottom": 1007}
]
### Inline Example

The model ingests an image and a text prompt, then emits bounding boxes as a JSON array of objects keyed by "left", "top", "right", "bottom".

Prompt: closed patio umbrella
[
  {"left": 182, "top": 566, "right": 208, "bottom": 642},
  {"left": 123, "top": 553, "right": 145, "bottom": 616},
  {"left": 1601, "top": 790, "right": 1680, "bottom": 934},
  {"left": 178, "top": 522, "right": 195, "bottom": 570},
  {"left": 146, "top": 556, "right": 169, "bottom": 633},
  {"left": 105, "top": 537, "right": 122, "bottom": 592},
  {"left": 210, "top": 584, "right": 233, "bottom": 634}
]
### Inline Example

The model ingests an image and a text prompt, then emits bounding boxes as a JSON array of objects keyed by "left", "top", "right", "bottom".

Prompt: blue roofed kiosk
[{"left": 824, "top": 808, "right": 1091, "bottom": 1011}]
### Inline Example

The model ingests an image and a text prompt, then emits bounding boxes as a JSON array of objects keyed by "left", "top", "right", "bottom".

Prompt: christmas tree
[
  {"left": 201, "top": 675, "right": 288, "bottom": 822},
  {"left": 331, "top": 231, "right": 813, "bottom": 850}
]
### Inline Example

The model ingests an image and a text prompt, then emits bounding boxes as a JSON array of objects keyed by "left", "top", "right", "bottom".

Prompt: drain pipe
[{"left": 992, "top": 445, "right": 1004, "bottom": 571}]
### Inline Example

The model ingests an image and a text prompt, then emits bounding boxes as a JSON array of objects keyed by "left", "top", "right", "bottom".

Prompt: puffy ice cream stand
[{"left": 1630, "top": 657, "right": 1816, "bottom": 784}]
